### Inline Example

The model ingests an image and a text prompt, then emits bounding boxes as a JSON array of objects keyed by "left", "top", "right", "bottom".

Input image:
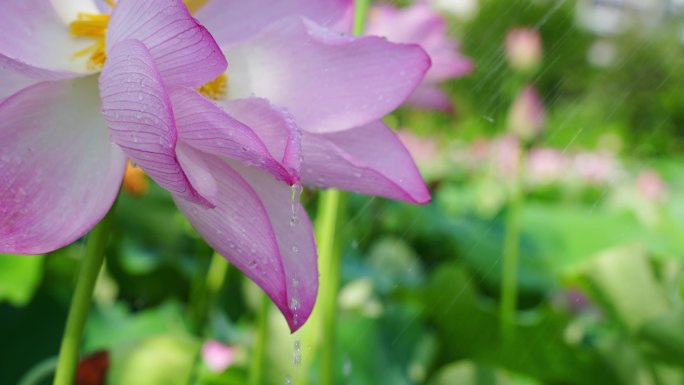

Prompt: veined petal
[
  {"left": 1, "top": 0, "right": 96, "bottom": 73},
  {"left": 0, "top": 54, "right": 80, "bottom": 101},
  {"left": 169, "top": 89, "right": 300, "bottom": 184},
  {"left": 194, "top": 0, "right": 350, "bottom": 47},
  {"left": 0, "top": 76, "right": 127, "bottom": 254},
  {"left": 100, "top": 39, "right": 213, "bottom": 206},
  {"left": 301, "top": 120, "right": 431, "bottom": 204},
  {"left": 226, "top": 17, "right": 430, "bottom": 133},
  {"left": 220, "top": 98, "right": 302, "bottom": 183},
  {"left": 107, "top": 0, "right": 227, "bottom": 87},
  {"left": 174, "top": 149, "right": 317, "bottom": 332}
]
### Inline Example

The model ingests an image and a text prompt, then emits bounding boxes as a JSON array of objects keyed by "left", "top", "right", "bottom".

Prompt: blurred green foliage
[{"left": 4, "top": 1, "right": 684, "bottom": 384}]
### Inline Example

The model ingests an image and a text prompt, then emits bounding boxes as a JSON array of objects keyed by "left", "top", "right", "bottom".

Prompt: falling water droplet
[
  {"left": 343, "top": 356, "right": 352, "bottom": 377},
  {"left": 292, "top": 340, "right": 302, "bottom": 367},
  {"left": 290, "top": 183, "right": 302, "bottom": 227}
]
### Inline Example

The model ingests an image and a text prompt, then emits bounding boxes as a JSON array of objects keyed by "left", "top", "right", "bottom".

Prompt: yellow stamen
[
  {"left": 197, "top": 74, "right": 228, "bottom": 100},
  {"left": 104, "top": 0, "right": 116, "bottom": 7},
  {"left": 69, "top": 13, "right": 110, "bottom": 70},
  {"left": 184, "top": 0, "right": 209, "bottom": 14},
  {"left": 122, "top": 161, "right": 149, "bottom": 196}
]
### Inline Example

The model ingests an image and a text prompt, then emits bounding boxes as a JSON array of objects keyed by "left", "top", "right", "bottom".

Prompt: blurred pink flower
[
  {"left": 397, "top": 130, "right": 440, "bottom": 168},
  {"left": 637, "top": 169, "right": 667, "bottom": 202},
  {"left": 507, "top": 85, "right": 545, "bottom": 141},
  {"left": 202, "top": 340, "right": 236, "bottom": 373},
  {"left": 365, "top": 3, "right": 473, "bottom": 110},
  {"left": 526, "top": 148, "right": 566, "bottom": 184},
  {"left": 571, "top": 151, "right": 619, "bottom": 185},
  {"left": 492, "top": 135, "right": 521, "bottom": 178},
  {"left": 505, "top": 27, "right": 543, "bottom": 72}
]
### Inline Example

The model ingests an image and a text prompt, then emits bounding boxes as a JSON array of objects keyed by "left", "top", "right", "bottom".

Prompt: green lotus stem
[
  {"left": 317, "top": 189, "right": 347, "bottom": 385},
  {"left": 499, "top": 150, "right": 525, "bottom": 338},
  {"left": 317, "top": 3, "right": 370, "bottom": 384},
  {"left": 353, "top": 0, "right": 371, "bottom": 36},
  {"left": 191, "top": 252, "right": 230, "bottom": 334},
  {"left": 248, "top": 293, "right": 271, "bottom": 385},
  {"left": 53, "top": 208, "right": 115, "bottom": 385}
]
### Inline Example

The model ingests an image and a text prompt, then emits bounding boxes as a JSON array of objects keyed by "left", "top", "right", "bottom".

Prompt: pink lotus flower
[
  {"left": 201, "top": 340, "right": 237, "bottom": 373},
  {"left": 363, "top": 3, "right": 473, "bottom": 111},
  {"left": 191, "top": 1, "right": 432, "bottom": 328},
  {"left": 526, "top": 148, "right": 566, "bottom": 185},
  {"left": 571, "top": 151, "right": 619, "bottom": 186},
  {"left": 191, "top": 1, "right": 432, "bottom": 205},
  {"left": 1, "top": 0, "right": 432, "bottom": 331}
]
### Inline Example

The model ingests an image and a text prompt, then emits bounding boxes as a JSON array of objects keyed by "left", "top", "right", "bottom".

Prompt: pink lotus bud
[
  {"left": 637, "top": 169, "right": 667, "bottom": 203},
  {"left": 505, "top": 28, "right": 543, "bottom": 72},
  {"left": 507, "top": 86, "right": 545, "bottom": 141},
  {"left": 201, "top": 340, "right": 236, "bottom": 373}
]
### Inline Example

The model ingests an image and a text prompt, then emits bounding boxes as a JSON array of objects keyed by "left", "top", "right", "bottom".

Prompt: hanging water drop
[
  {"left": 292, "top": 339, "right": 302, "bottom": 367},
  {"left": 290, "top": 183, "right": 302, "bottom": 226}
]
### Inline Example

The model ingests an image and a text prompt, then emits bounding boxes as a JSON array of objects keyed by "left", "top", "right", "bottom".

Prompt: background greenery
[{"left": 3, "top": 0, "right": 684, "bottom": 384}]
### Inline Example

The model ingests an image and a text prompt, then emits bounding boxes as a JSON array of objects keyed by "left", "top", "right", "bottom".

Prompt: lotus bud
[{"left": 505, "top": 27, "right": 543, "bottom": 72}]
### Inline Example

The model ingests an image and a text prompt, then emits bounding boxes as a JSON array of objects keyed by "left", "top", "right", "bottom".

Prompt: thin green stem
[
  {"left": 191, "top": 252, "right": 230, "bottom": 334},
  {"left": 317, "top": 189, "right": 347, "bottom": 385},
  {"left": 248, "top": 294, "right": 270, "bottom": 385},
  {"left": 353, "top": 0, "right": 371, "bottom": 36},
  {"left": 499, "top": 150, "right": 525, "bottom": 338},
  {"left": 314, "top": 3, "right": 370, "bottom": 384},
  {"left": 53, "top": 208, "right": 115, "bottom": 385},
  {"left": 205, "top": 253, "right": 229, "bottom": 307}
]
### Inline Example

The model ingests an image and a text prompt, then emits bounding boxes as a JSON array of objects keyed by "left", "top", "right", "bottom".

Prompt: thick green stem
[
  {"left": 52, "top": 209, "right": 115, "bottom": 385},
  {"left": 314, "top": 3, "right": 370, "bottom": 384},
  {"left": 317, "top": 189, "right": 347, "bottom": 385},
  {"left": 499, "top": 151, "right": 525, "bottom": 338},
  {"left": 248, "top": 294, "right": 270, "bottom": 385}
]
